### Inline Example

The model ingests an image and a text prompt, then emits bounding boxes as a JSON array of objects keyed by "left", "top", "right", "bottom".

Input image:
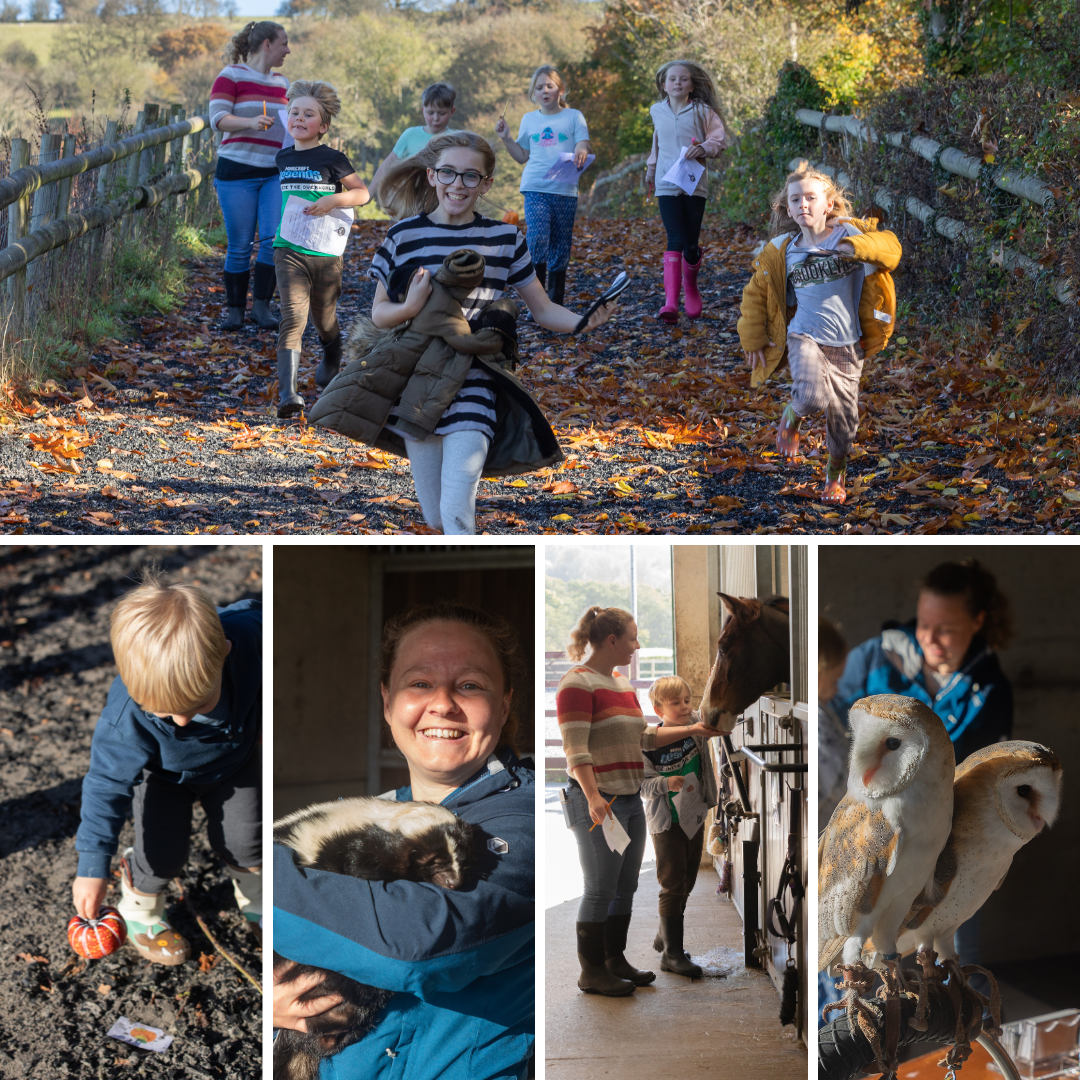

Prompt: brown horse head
[{"left": 699, "top": 593, "right": 790, "bottom": 732}]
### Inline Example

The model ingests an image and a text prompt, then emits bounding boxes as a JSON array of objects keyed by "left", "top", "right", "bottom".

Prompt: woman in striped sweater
[
  {"left": 210, "top": 21, "right": 290, "bottom": 331},
  {"left": 556, "top": 606, "right": 713, "bottom": 996}
]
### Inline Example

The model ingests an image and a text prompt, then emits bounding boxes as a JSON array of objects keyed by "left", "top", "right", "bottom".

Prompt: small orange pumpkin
[
  {"left": 502, "top": 211, "right": 520, "bottom": 226},
  {"left": 68, "top": 906, "right": 127, "bottom": 959}
]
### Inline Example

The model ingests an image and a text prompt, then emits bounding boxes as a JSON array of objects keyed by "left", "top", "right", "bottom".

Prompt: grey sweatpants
[{"left": 787, "top": 333, "right": 864, "bottom": 460}]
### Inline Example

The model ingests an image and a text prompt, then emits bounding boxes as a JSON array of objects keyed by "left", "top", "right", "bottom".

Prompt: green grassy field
[{"left": 2, "top": 18, "right": 298, "bottom": 67}]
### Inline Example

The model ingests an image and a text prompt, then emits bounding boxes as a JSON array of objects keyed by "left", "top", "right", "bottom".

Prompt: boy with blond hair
[
  {"left": 72, "top": 572, "right": 262, "bottom": 965},
  {"left": 640, "top": 674, "right": 718, "bottom": 980}
]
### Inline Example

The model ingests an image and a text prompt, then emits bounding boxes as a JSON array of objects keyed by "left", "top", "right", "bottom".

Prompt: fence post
[
  {"left": 90, "top": 119, "right": 119, "bottom": 266},
  {"left": 123, "top": 109, "right": 147, "bottom": 244},
  {"left": 27, "top": 132, "right": 62, "bottom": 302},
  {"left": 56, "top": 133, "right": 76, "bottom": 218},
  {"left": 5, "top": 138, "right": 30, "bottom": 340}
]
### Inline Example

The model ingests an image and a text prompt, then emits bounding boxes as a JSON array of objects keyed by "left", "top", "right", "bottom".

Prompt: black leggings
[
  {"left": 130, "top": 745, "right": 261, "bottom": 893},
  {"left": 657, "top": 194, "right": 706, "bottom": 263}
]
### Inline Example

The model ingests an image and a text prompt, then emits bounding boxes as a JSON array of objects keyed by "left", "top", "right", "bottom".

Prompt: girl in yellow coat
[{"left": 738, "top": 162, "right": 901, "bottom": 505}]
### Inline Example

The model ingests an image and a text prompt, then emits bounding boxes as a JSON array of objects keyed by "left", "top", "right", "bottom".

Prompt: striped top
[
  {"left": 374, "top": 212, "right": 534, "bottom": 441},
  {"left": 556, "top": 665, "right": 657, "bottom": 795},
  {"left": 370, "top": 212, "right": 535, "bottom": 321},
  {"left": 209, "top": 64, "right": 289, "bottom": 172}
]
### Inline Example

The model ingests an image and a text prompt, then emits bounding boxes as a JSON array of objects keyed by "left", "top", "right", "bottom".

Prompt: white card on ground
[
  {"left": 660, "top": 146, "right": 703, "bottom": 196},
  {"left": 602, "top": 811, "right": 631, "bottom": 855},
  {"left": 278, "top": 195, "right": 352, "bottom": 257},
  {"left": 543, "top": 152, "right": 596, "bottom": 183},
  {"left": 673, "top": 776, "right": 707, "bottom": 840},
  {"left": 107, "top": 1017, "right": 173, "bottom": 1052},
  {"left": 279, "top": 109, "right": 294, "bottom": 150}
]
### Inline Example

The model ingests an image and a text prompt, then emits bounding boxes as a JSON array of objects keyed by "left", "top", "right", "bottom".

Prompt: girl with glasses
[{"left": 353, "top": 131, "right": 616, "bottom": 534}]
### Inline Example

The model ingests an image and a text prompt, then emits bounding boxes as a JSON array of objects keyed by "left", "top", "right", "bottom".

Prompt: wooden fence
[
  {"left": 1, "top": 100, "right": 218, "bottom": 338},
  {"left": 792, "top": 108, "right": 1076, "bottom": 305}
]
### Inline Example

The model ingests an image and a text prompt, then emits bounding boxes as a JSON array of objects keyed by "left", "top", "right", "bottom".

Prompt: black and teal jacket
[
  {"left": 273, "top": 748, "right": 535, "bottom": 1079},
  {"left": 833, "top": 622, "right": 1013, "bottom": 764}
]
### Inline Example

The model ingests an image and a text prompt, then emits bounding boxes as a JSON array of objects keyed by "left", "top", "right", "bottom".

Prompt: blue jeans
[
  {"left": 567, "top": 784, "right": 647, "bottom": 923},
  {"left": 523, "top": 191, "right": 578, "bottom": 271},
  {"left": 214, "top": 174, "right": 282, "bottom": 272}
]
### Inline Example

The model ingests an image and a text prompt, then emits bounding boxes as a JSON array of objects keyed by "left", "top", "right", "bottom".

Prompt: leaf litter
[{"left": 1, "top": 219, "right": 1077, "bottom": 534}]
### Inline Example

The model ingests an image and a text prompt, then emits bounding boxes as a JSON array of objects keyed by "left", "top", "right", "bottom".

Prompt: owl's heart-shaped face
[
  {"left": 848, "top": 707, "right": 930, "bottom": 798},
  {"left": 995, "top": 763, "right": 1062, "bottom": 840}
]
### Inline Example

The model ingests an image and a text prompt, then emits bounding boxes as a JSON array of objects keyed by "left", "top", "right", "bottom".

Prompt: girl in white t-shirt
[{"left": 495, "top": 66, "right": 591, "bottom": 306}]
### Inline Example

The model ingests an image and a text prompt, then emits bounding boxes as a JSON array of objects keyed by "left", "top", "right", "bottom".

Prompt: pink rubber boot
[
  {"left": 659, "top": 252, "right": 681, "bottom": 323},
  {"left": 682, "top": 252, "right": 703, "bottom": 318}
]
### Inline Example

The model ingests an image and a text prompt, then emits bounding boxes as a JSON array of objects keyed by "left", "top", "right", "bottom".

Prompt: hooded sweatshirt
[
  {"left": 74, "top": 600, "right": 262, "bottom": 879},
  {"left": 273, "top": 748, "right": 535, "bottom": 1080}
]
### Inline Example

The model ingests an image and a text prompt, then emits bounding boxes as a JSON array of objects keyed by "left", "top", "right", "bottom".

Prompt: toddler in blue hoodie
[{"left": 71, "top": 572, "right": 262, "bottom": 965}]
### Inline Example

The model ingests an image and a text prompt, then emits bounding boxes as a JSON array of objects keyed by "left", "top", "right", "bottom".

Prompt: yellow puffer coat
[{"left": 737, "top": 217, "right": 901, "bottom": 388}]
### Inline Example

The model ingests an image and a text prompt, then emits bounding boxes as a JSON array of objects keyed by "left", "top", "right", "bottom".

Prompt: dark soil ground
[
  {"left": 3, "top": 216, "right": 1076, "bottom": 534},
  {"left": 0, "top": 545, "right": 263, "bottom": 1080}
]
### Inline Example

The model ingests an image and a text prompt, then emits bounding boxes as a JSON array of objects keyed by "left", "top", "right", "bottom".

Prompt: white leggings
[{"left": 405, "top": 429, "right": 490, "bottom": 535}]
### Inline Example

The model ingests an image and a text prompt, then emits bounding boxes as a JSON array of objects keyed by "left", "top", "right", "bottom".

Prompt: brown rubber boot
[{"left": 117, "top": 854, "right": 190, "bottom": 966}]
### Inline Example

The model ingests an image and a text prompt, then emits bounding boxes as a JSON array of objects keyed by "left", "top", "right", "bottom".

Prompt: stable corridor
[{"left": 545, "top": 785, "right": 808, "bottom": 1079}]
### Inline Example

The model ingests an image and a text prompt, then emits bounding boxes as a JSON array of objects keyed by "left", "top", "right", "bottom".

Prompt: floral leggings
[{"left": 523, "top": 191, "right": 578, "bottom": 271}]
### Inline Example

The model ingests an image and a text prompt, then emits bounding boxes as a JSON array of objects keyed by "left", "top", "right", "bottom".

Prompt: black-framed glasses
[{"left": 433, "top": 166, "right": 488, "bottom": 188}]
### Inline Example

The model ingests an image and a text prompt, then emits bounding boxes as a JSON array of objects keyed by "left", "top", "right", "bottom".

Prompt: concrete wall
[{"left": 819, "top": 544, "right": 1080, "bottom": 964}]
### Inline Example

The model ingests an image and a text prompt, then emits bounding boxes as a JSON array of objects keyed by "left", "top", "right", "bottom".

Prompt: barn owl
[
  {"left": 818, "top": 694, "right": 955, "bottom": 973},
  {"left": 892, "top": 741, "right": 1062, "bottom": 959}
]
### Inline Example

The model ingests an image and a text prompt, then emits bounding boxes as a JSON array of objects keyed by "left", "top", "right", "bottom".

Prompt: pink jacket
[{"left": 646, "top": 100, "right": 727, "bottom": 199}]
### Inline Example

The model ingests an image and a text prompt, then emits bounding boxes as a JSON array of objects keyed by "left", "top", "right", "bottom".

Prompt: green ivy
[{"left": 714, "top": 61, "right": 830, "bottom": 228}]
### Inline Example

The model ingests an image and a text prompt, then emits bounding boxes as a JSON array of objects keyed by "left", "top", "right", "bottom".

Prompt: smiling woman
[{"left": 273, "top": 588, "right": 535, "bottom": 1080}]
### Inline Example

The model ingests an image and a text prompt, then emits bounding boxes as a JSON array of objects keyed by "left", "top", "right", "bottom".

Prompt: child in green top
[
  {"left": 272, "top": 79, "right": 370, "bottom": 417},
  {"left": 641, "top": 675, "right": 718, "bottom": 981},
  {"left": 370, "top": 82, "right": 457, "bottom": 203}
]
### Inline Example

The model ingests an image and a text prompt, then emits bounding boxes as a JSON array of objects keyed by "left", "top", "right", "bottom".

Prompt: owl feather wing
[
  {"left": 897, "top": 833, "right": 957, "bottom": 937},
  {"left": 818, "top": 796, "right": 904, "bottom": 971}
]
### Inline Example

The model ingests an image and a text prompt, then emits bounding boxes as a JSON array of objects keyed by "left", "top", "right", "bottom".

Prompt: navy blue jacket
[
  {"left": 273, "top": 748, "right": 535, "bottom": 1080},
  {"left": 833, "top": 622, "right": 1012, "bottom": 765},
  {"left": 75, "top": 600, "right": 262, "bottom": 878}
]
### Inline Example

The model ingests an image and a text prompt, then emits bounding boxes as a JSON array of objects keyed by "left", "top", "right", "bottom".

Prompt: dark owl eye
[
  {"left": 885, "top": 737, "right": 901, "bottom": 751},
  {"left": 1017, "top": 784, "right": 1032, "bottom": 798}
]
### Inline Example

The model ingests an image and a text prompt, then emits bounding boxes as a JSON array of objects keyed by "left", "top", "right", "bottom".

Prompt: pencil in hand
[{"left": 588, "top": 795, "right": 617, "bottom": 831}]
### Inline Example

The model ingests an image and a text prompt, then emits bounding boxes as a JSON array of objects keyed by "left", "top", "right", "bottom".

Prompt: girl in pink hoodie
[{"left": 645, "top": 60, "right": 728, "bottom": 322}]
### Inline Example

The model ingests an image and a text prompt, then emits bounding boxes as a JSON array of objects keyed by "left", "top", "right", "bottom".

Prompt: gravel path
[
  {"left": 0, "top": 545, "right": 262, "bottom": 1080},
  {"left": 2, "top": 217, "right": 1073, "bottom": 534}
]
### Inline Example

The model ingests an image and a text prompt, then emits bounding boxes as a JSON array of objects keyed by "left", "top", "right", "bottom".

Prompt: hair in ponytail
[
  {"left": 920, "top": 558, "right": 1014, "bottom": 648},
  {"left": 379, "top": 130, "right": 497, "bottom": 220},
  {"left": 566, "top": 606, "right": 635, "bottom": 662},
  {"left": 228, "top": 20, "right": 284, "bottom": 64}
]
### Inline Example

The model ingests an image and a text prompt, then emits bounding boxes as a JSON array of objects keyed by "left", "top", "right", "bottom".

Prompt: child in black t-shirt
[{"left": 272, "top": 80, "right": 370, "bottom": 418}]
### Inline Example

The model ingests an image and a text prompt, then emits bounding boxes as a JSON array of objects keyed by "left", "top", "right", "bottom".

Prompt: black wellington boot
[
  {"left": 547, "top": 268, "right": 566, "bottom": 307},
  {"left": 250, "top": 263, "right": 280, "bottom": 330},
  {"left": 222, "top": 269, "right": 249, "bottom": 329},
  {"left": 576, "top": 922, "right": 635, "bottom": 996},
  {"left": 603, "top": 913, "right": 655, "bottom": 985},
  {"left": 315, "top": 334, "right": 343, "bottom": 389},
  {"left": 534, "top": 263, "right": 547, "bottom": 290},
  {"left": 276, "top": 349, "right": 304, "bottom": 419},
  {"left": 659, "top": 915, "right": 702, "bottom": 979}
]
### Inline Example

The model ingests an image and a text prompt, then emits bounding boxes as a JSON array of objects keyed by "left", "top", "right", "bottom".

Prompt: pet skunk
[{"left": 273, "top": 797, "right": 476, "bottom": 1080}]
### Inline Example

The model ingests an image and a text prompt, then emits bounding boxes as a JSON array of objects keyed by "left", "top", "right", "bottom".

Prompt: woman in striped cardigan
[
  {"left": 556, "top": 606, "right": 713, "bottom": 996},
  {"left": 210, "top": 21, "right": 291, "bottom": 330}
]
